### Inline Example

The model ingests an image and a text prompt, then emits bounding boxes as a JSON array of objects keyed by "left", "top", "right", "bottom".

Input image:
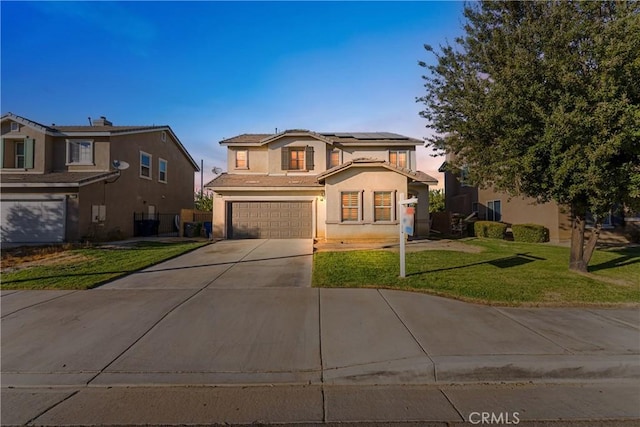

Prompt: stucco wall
[
  {"left": 267, "top": 136, "right": 328, "bottom": 174},
  {"left": 324, "top": 167, "right": 408, "bottom": 242},
  {"left": 1, "top": 123, "right": 46, "bottom": 172},
  {"left": 211, "top": 190, "right": 324, "bottom": 239},
  {"left": 477, "top": 187, "right": 564, "bottom": 242},
  {"left": 340, "top": 146, "right": 417, "bottom": 170},
  {"left": 227, "top": 146, "right": 268, "bottom": 174}
]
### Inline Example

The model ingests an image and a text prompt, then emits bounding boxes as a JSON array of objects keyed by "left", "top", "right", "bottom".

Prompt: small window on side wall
[
  {"left": 10, "top": 122, "right": 19, "bottom": 132},
  {"left": 329, "top": 149, "right": 341, "bottom": 168},
  {"left": 140, "top": 151, "right": 152, "bottom": 179},
  {"left": 159, "top": 158, "right": 167, "bottom": 183}
]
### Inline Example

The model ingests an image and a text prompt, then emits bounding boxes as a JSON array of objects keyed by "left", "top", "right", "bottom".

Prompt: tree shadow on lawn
[
  {"left": 408, "top": 253, "right": 545, "bottom": 277},
  {"left": 588, "top": 247, "right": 640, "bottom": 273}
]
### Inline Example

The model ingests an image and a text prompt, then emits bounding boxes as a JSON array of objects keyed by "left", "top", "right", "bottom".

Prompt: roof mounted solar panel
[{"left": 378, "top": 132, "right": 408, "bottom": 139}]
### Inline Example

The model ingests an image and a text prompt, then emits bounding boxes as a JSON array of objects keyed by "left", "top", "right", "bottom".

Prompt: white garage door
[
  {"left": 1, "top": 199, "right": 66, "bottom": 243},
  {"left": 229, "top": 201, "right": 312, "bottom": 239}
]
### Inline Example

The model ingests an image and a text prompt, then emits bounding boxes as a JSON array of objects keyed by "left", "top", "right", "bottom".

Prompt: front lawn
[
  {"left": 1, "top": 241, "right": 208, "bottom": 290},
  {"left": 313, "top": 239, "right": 640, "bottom": 306}
]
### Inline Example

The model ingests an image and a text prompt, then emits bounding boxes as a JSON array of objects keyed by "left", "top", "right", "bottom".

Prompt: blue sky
[{"left": 1, "top": 1, "right": 466, "bottom": 188}]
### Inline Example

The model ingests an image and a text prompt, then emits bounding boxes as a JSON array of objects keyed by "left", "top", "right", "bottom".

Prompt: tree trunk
[
  {"left": 569, "top": 210, "right": 601, "bottom": 273},
  {"left": 583, "top": 223, "right": 602, "bottom": 266},
  {"left": 569, "top": 214, "right": 587, "bottom": 272}
]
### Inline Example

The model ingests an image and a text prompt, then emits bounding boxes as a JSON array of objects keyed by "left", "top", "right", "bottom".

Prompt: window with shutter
[
  {"left": 289, "top": 148, "right": 305, "bottom": 170},
  {"left": 305, "top": 146, "right": 314, "bottom": 170},
  {"left": 281, "top": 147, "right": 290, "bottom": 170}
]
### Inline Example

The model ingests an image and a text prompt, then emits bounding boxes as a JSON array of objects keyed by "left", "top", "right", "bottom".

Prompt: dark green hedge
[
  {"left": 474, "top": 221, "right": 507, "bottom": 239},
  {"left": 512, "top": 223, "right": 549, "bottom": 243}
]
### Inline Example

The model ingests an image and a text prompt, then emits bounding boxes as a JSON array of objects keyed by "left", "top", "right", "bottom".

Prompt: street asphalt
[{"left": 1, "top": 238, "right": 639, "bottom": 426}]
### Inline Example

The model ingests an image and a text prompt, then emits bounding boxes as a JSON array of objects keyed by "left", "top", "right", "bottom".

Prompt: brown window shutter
[
  {"left": 305, "top": 146, "right": 314, "bottom": 170},
  {"left": 281, "top": 147, "right": 289, "bottom": 170}
]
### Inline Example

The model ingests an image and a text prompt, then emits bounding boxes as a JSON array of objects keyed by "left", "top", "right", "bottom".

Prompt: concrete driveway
[
  {"left": 100, "top": 239, "right": 314, "bottom": 289},
  {"left": 1, "top": 237, "right": 639, "bottom": 425}
]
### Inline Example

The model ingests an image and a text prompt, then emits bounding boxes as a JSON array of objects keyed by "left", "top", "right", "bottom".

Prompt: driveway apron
[{"left": 100, "top": 239, "right": 313, "bottom": 289}]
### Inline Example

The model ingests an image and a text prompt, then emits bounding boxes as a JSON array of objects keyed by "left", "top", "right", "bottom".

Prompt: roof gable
[
  {"left": 1, "top": 112, "right": 56, "bottom": 135},
  {"left": 1, "top": 112, "right": 199, "bottom": 171},
  {"left": 220, "top": 130, "right": 424, "bottom": 147},
  {"left": 317, "top": 158, "right": 438, "bottom": 185}
]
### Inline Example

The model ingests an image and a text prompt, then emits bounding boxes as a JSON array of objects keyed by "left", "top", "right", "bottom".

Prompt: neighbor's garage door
[
  {"left": 229, "top": 201, "right": 312, "bottom": 239},
  {"left": 0, "top": 199, "right": 66, "bottom": 243}
]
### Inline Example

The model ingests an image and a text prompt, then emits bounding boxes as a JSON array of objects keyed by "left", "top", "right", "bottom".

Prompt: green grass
[
  {"left": 313, "top": 239, "right": 640, "bottom": 306},
  {"left": 1, "top": 241, "right": 208, "bottom": 290}
]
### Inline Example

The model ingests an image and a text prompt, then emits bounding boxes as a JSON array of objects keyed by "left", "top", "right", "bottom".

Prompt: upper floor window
[
  {"left": 1, "top": 137, "right": 34, "bottom": 169},
  {"left": 15, "top": 142, "right": 25, "bottom": 168},
  {"left": 487, "top": 200, "right": 502, "bottom": 222},
  {"left": 329, "top": 149, "right": 341, "bottom": 168},
  {"left": 159, "top": 158, "right": 167, "bottom": 183},
  {"left": 161, "top": 131, "right": 167, "bottom": 142},
  {"left": 10, "top": 122, "right": 19, "bottom": 132},
  {"left": 66, "top": 140, "right": 93, "bottom": 165},
  {"left": 140, "top": 151, "right": 152, "bottom": 179},
  {"left": 460, "top": 164, "right": 470, "bottom": 187},
  {"left": 374, "top": 191, "right": 393, "bottom": 222},
  {"left": 289, "top": 148, "right": 305, "bottom": 170},
  {"left": 389, "top": 150, "right": 408, "bottom": 169},
  {"left": 235, "top": 150, "right": 248, "bottom": 169},
  {"left": 281, "top": 146, "right": 314, "bottom": 171},
  {"left": 341, "top": 191, "right": 361, "bottom": 222}
]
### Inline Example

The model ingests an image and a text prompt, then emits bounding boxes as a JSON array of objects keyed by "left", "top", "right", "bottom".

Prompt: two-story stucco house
[
  {"left": 206, "top": 130, "right": 438, "bottom": 241},
  {"left": 0, "top": 112, "right": 199, "bottom": 243}
]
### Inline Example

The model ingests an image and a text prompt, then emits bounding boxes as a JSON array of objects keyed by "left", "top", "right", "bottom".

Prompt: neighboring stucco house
[
  {"left": 439, "top": 153, "right": 635, "bottom": 243},
  {"left": 206, "top": 130, "right": 438, "bottom": 241},
  {"left": 1, "top": 112, "right": 199, "bottom": 243}
]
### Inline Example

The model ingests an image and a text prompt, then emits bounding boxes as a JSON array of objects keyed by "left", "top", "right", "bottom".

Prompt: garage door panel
[
  {"left": 229, "top": 201, "right": 312, "bottom": 239},
  {"left": 1, "top": 199, "right": 65, "bottom": 243}
]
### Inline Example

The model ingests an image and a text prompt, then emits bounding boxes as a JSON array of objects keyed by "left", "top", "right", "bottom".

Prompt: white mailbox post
[{"left": 399, "top": 193, "right": 418, "bottom": 278}]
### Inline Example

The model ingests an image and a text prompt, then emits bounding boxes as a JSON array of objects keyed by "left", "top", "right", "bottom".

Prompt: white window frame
[
  {"left": 158, "top": 158, "right": 168, "bottom": 183},
  {"left": 161, "top": 131, "right": 167, "bottom": 142},
  {"left": 389, "top": 150, "right": 409, "bottom": 169},
  {"left": 140, "top": 151, "right": 152, "bottom": 179},
  {"left": 235, "top": 150, "right": 248, "bottom": 169},
  {"left": 10, "top": 122, "right": 19, "bottom": 132},
  {"left": 66, "top": 139, "right": 94, "bottom": 166}
]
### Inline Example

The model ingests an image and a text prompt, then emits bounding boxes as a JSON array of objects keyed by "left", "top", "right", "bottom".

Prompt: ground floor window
[
  {"left": 341, "top": 191, "right": 360, "bottom": 222},
  {"left": 374, "top": 191, "right": 392, "bottom": 222},
  {"left": 487, "top": 200, "right": 502, "bottom": 222}
]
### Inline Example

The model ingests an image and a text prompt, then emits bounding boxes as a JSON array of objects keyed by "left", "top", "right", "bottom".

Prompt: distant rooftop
[{"left": 221, "top": 130, "right": 422, "bottom": 145}]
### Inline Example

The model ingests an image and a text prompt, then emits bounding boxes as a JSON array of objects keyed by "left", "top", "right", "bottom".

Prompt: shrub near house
[
  {"left": 474, "top": 221, "right": 507, "bottom": 239},
  {"left": 512, "top": 224, "right": 549, "bottom": 243}
]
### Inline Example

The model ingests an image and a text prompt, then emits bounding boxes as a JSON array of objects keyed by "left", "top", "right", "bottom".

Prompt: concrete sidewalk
[{"left": 1, "top": 239, "right": 639, "bottom": 425}]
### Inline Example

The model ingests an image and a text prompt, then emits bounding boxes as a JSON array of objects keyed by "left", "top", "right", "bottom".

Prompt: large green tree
[{"left": 419, "top": 1, "right": 640, "bottom": 272}]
